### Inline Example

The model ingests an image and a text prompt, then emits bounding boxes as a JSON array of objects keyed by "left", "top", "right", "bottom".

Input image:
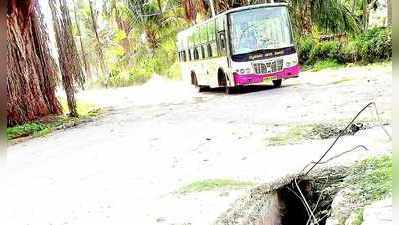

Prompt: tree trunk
[
  {"left": 88, "top": 0, "right": 108, "bottom": 84},
  {"left": 157, "top": 0, "right": 163, "bottom": 17},
  {"left": 363, "top": 0, "right": 369, "bottom": 31},
  {"left": 7, "top": 0, "right": 62, "bottom": 126},
  {"left": 387, "top": 0, "right": 392, "bottom": 26},
  {"left": 302, "top": 0, "right": 313, "bottom": 35},
  {"left": 49, "top": 0, "right": 85, "bottom": 118},
  {"left": 72, "top": 0, "right": 91, "bottom": 79}
]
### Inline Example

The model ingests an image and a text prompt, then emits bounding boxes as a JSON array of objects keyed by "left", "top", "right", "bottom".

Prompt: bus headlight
[
  {"left": 236, "top": 68, "right": 252, "bottom": 74},
  {"left": 285, "top": 58, "right": 298, "bottom": 68},
  {"left": 285, "top": 54, "right": 298, "bottom": 68}
]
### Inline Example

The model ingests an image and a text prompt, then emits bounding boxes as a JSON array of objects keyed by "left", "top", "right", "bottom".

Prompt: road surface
[{"left": 1, "top": 64, "right": 392, "bottom": 225}]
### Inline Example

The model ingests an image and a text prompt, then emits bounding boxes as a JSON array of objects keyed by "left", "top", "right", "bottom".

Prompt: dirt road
[{"left": 2, "top": 64, "right": 392, "bottom": 225}]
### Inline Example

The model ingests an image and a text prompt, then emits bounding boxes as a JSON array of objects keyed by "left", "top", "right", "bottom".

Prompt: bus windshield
[{"left": 229, "top": 6, "right": 293, "bottom": 55}]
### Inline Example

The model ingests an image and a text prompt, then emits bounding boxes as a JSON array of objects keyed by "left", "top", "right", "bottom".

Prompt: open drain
[
  {"left": 278, "top": 174, "right": 346, "bottom": 225},
  {"left": 214, "top": 168, "right": 348, "bottom": 225}
]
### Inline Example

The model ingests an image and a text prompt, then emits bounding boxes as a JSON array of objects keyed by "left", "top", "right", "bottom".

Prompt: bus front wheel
[{"left": 273, "top": 79, "right": 282, "bottom": 88}]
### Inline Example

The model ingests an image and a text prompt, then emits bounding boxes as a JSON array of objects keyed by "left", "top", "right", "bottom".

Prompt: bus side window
[
  {"left": 194, "top": 48, "right": 199, "bottom": 60},
  {"left": 211, "top": 42, "right": 218, "bottom": 57},
  {"left": 201, "top": 46, "right": 205, "bottom": 59},
  {"left": 188, "top": 49, "right": 192, "bottom": 61},
  {"left": 219, "top": 32, "right": 226, "bottom": 51},
  {"left": 207, "top": 44, "right": 212, "bottom": 57},
  {"left": 182, "top": 51, "right": 186, "bottom": 62}
]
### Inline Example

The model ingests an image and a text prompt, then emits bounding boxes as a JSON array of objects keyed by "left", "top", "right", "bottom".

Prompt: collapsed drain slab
[{"left": 213, "top": 167, "right": 348, "bottom": 225}]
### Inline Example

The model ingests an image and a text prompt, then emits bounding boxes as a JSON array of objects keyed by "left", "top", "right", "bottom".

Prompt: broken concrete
[{"left": 213, "top": 167, "right": 349, "bottom": 225}]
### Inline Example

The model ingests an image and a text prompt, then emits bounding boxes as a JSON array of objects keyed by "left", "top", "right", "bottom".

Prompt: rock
[
  {"left": 156, "top": 217, "right": 166, "bottom": 223},
  {"left": 324, "top": 187, "right": 366, "bottom": 225},
  {"left": 326, "top": 217, "right": 339, "bottom": 225},
  {"left": 344, "top": 212, "right": 359, "bottom": 225},
  {"left": 362, "top": 198, "right": 392, "bottom": 225}
]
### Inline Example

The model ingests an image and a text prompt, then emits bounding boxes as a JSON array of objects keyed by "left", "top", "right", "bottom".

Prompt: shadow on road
[{"left": 203, "top": 84, "right": 293, "bottom": 95}]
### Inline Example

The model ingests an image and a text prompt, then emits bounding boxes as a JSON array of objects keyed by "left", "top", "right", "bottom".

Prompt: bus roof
[{"left": 177, "top": 2, "right": 289, "bottom": 38}]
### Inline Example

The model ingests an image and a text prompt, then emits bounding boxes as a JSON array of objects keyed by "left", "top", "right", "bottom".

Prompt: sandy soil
[{"left": 1, "top": 64, "right": 392, "bottom": 225}]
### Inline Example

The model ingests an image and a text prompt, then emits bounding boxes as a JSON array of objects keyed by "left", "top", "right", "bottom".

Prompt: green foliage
[
  {"left": 297, "top": 36, "right": 317, "bottom": 64},
  {"left": 289, "top": 0, "right": 360, "bottom": 35},
  {"left": 297, "top": 28, "right": 392, "bottom": 67},
  {"left": 309, "top": 40, "right": 341, "bottom": 64},
  {"left": 7, "top": 123, "right": 48, "bottom": 140},
  {"left": 345, "top": 155, "right": 392, "bottom": 202},
  {"left": 311, "top": 59, "right": 343, "bottom": 71},
  {"left": 7, "top": 100, "right": 103, "bottom": 140},
  {"left": 178, "top": 179, "right": 256, "bottom": 194},
  {"left": 350, "top": 208, "right": 364, "bottom": 225},
  {"left": 355, "top": 28, "right": 392, "bottom": 63}
]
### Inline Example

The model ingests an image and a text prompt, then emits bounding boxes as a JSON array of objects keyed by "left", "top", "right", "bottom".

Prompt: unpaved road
[{"left": 1, "top": 64, "right": 392, "bottom": 225}]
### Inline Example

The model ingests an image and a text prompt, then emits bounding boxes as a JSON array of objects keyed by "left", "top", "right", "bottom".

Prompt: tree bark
[
  {"left": 387, "top": 0, "right": 392, "bottom": 26},
  {"left": 302, "top": 0, "right": 313, "bottom": 35},
  {"left": 72, "top": 0, "right": 91, "bottom": 79},
  {"left": 49, "top": 0, "right": 85, "bottom": 117},
  {"left": 363, "top": 0, "right": 369, "bottom": 31},
  {"left": 7, "top": 1, "right": 62, "bottom": 126},
  {"left": 88, "top": 0, "right": 108, "bottom": 84}
]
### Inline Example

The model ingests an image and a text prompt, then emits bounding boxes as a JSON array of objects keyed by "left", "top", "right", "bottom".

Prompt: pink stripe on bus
[{"left": 233, "top": 65, "right": 301, "bottom": 85}]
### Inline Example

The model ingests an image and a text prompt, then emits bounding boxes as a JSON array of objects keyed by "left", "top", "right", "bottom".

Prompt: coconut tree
[
  {"left": 88, "top": 0, "right": 109, "bottom": 83},
  {"left": 126, "top": 0, "right": 164, "bottom": 50},
  {"left": 183, "top": 0, "right": 360, "bottom": 35},
  {"left": 7, "top": 0, "right": 62, "bottom": 126},
  {"left": 49, "top": 0, "right": 85, "bottom": 117},
  {"left": 72, "top": 0, "right": 91, "bottom": 78}
]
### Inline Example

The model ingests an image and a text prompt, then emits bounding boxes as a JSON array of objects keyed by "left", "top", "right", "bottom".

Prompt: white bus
[{"left": 176, "top": 2, "right": 300, "bottom": 94}]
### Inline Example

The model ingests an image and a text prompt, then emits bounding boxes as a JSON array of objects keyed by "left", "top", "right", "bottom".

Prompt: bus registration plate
[{"left": 263, "top": 76, "right": 274, "bottom": 84}]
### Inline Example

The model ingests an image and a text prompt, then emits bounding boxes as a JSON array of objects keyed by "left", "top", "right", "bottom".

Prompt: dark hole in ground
[{"left": 277, "top": 175, "right": 346, "bottom": 225}]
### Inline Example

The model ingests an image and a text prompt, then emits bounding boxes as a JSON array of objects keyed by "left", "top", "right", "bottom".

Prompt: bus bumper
[{"left": 233, "top": 65, "right": 300, "bottom": 86}]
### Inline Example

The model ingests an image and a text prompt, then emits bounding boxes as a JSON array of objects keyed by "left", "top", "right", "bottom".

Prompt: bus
[{"left": 176, "top": 2, "right": 300, "bottom": 94}]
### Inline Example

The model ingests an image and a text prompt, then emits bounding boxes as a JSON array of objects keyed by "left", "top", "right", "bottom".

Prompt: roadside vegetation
[
  {"left": 267, "top": 117, "right": 390, "bottom": 146},
  {"left": 344, "top": 155, "right": 392, "bottom": 202},
  {"left": 298, "top": 27, "right": 392, "bottom": 71},
  {"left": 177, "top": 179, "right": 256, "bottom": 194},
  {"left": 336, "top": 155, "right": 392, "bottom": 225},
  {"left": 6, "top": 100, "right": 103, "bottom": 141}
]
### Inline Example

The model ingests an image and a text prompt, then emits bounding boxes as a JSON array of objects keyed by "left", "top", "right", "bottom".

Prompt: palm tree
[
  {"left": 290, "top": 0, "right": 360, "bottom": 35},
  {"left": 88, "top": 0, "right": 109, "bottom": 84},
  {"left": 7, "top": 0, "right": 62, "bottom": 126},
  {"left": 126, "top": 0, "right": 164, "bottom": 49},
  {"left": 72, "top": 0, "right": 91, "bottom": 78},
  {"left": 49, "top": 0, "right": 85, "bottom": 117},
  {"left": 183, "top": 0, "right": 360, "bottom": 35},
  {"left": 387, "top": 0, "right": 391, "bottom": 26}
]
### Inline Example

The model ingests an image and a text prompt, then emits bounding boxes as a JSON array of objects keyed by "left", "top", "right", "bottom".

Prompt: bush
[
  {"left": 297, "top": 27, "right": 392, "bottom": 67},
  {"left": 309, "top": 40, "right": 341, "bottom": 64},
  {"left": 355, "top": 27, "right": 392, "bottom": 63},
  {"left": 297, "top": 36, "right": 317, "bottom": 64}
]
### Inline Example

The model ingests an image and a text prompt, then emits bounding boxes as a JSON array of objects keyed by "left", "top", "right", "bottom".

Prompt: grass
[
  {"left": 267, "top": 117, "right": 390, "bottom": 146},
  {"left": 311, "top": 59, "right": 344, "bottom": 72},
  {"left": 303, "top": 59, "right": 391, "bottom": 73},
  {"left": 6, "top": 100, "right": 102, "bottom": 140},
  {"left": 268, "top": 126, "right": 313, "bottom": 146},
  {"left": 350, "top": 208, "right": 364, "bottom": 225},
  {"left": 178, "top": 179, "right": 257, "bottom": 194},
  {"left": 344, "top": 155, "right": 392, "bottom": 202},
  {"left": 336, "top": 155, "right": 392, "bottom": 225},
  {"left": 7, "top": 122, "right": 48, "bottom": 140}
]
